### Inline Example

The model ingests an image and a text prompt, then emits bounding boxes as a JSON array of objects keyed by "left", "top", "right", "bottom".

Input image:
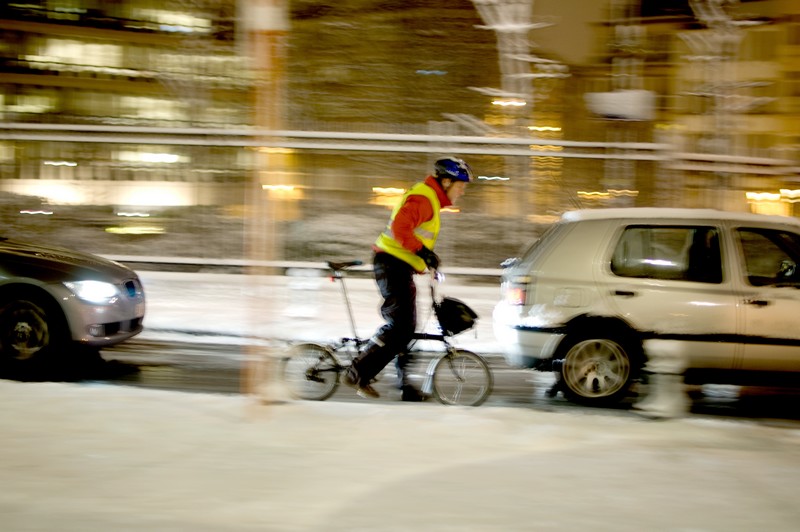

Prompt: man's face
[{"left": 445, "top": 180, "right": 467, "bottom": 204}]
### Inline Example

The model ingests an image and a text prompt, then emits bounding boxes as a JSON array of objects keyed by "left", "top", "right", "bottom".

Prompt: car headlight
[{"left": 63, "top": 280, "right": 119, "bottom": 304}]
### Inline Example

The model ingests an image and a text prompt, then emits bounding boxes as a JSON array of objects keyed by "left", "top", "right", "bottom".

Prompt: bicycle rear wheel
[
  {"left": 282, "top": 343, "right": 341, "bottom": 401},
  {"left": 431, "top": 349, "right": 493, "bottom": 406}
]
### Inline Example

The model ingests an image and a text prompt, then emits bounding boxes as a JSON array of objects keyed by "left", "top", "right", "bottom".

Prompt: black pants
[{"left": 348, "top": 252, "right": 416, "bottom": 387}]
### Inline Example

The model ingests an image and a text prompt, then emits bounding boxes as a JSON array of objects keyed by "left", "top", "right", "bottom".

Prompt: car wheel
[
  {"left": 557, "top": 333, "right": 636, "bottom": 405},
  {"left": 0, "top": 295, "right": 66, "bottom": 361}
]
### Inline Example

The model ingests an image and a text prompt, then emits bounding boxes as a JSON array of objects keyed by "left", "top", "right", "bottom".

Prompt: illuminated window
[
  {"left": 0, "top": 142, "right": 13, "bottom": 162},
  {"left": 2, "top": 92, "right": 56, "bottom": 114},
  {"left": 116, "top": 150, "right": 187, "bottom": 164},
  {"left": 129, "top": 9, "right": 211, "bottom": 33},
  {"left": 119, "top": 96, "right": 186, "bottom": 121},
  {"left": 43, "top": 39, "right": 122, "bottom": 67}
]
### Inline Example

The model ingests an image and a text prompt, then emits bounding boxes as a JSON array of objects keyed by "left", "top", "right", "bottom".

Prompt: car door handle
[
  {"left": 743, "top": 298, "right": 770, "bottom": 307},
  {"left": 613, "top": 290, "right": 637, "bottom": 298}
]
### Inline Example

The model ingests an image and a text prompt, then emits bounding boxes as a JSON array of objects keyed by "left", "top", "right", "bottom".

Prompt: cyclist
[{"left": 343, "top": 157, "right": 473, "bottom": 401}]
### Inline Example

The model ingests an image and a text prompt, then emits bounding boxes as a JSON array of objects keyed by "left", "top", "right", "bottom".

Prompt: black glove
[{"left": 416, "top": 246, "right": 440, "bottom": 270}]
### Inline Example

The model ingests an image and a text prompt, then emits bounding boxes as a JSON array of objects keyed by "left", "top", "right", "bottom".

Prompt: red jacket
[{"left": 374, "top": 176, "right": 452, "bottom": 254}]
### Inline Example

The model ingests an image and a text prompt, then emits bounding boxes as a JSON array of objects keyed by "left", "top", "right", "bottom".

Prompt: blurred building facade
[
  {"left": 0, "top": 0, "right": 798, "bottom": 267},
  {"left": 0, "top": 1, "right": 252, "bottom": 207}
]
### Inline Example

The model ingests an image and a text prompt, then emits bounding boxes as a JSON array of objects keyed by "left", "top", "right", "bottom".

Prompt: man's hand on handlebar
[{"left": 416, "top": 245, "right": 440, "bottom": 271}]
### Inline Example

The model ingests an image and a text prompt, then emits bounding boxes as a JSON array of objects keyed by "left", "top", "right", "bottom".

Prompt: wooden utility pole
[{"left": 239, "top": 0, "right": 290, "bottom": 402}]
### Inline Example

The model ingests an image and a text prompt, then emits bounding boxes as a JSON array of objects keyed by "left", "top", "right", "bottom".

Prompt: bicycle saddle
[{"left": 327, "top": 260, "right": 363, "bottom": 272}]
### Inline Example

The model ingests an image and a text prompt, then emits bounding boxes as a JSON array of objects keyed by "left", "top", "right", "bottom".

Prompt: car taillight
[{"left": 503, "top": 276, "right": 530, "bottom": 306}]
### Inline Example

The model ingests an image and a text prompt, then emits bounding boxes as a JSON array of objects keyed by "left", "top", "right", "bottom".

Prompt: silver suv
[
  {"left": 493, "top": 208, "right": 800, "bottom": 405},
  {"left": 0, "top": 237, "right": 145, "bottom": 363}
]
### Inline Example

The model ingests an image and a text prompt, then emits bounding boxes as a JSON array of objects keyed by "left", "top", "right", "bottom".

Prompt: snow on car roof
[{"left": 561, "top": 208, "right": 800, "bottom": 227}]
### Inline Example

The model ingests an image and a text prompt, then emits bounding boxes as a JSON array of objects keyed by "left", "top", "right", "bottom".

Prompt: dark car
[{"left": 0, "top": 237, "right": 144, "bottom": 362}]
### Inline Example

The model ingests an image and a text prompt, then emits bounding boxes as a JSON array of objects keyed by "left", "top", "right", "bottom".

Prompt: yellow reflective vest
[{"left": 374, "top": 181, "right": 441, "bottom": 272}]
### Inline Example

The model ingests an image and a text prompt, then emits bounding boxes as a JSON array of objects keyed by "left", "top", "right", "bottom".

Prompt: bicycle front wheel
[
  {"left": 431, "top": 349, "right": 493, "bottom": 407},
  {"left": 282, "top": 343, "right": 341, "bottom": 401}
]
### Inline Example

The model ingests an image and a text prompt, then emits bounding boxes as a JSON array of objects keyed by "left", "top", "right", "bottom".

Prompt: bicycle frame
[
  {"left": 330, "top": 265, "right": 362, "bottom": 343},
  {"left": 284, "top": 261, "right": 493, "bottom": 406},
  {"left": 410, "top": 331, "right": 459, "bottom": 396}
]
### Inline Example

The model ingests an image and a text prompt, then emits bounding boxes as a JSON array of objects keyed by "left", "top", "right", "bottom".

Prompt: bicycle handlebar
[{"left": 428, "top": 268, "right": 445, "bottom": 303}]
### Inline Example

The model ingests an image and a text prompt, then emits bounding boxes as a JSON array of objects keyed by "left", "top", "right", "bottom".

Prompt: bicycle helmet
[{"left": 434, "top": 157, "right": 473, "bottom": 183}]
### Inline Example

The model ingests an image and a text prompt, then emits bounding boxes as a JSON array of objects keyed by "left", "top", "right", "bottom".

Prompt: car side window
[
  {"left": 737, "top": 228, "right": 800, "bottom": 287},
  {"left": 611, "top": 225, "right": 722, "bottom": 283}
]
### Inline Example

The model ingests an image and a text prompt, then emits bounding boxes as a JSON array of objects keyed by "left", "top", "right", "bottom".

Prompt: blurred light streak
[
  {"left": 139, "top": 152, "right": 180, "bottom": 163},
  {"left": 746, "top": 192, "right": 781, "bottom": 202},
  {"left": 117, "top": 212, "right": 151, "bottom": 217},
  {"left": 123, "top": 185, "right": 191, "bottom": 206},
  {"left": 530, "top": 145, "right": 563, "bottom": 151},
  {"left": 643, "top": 258, "right": 676, "bottom": 267},
  {"left": 0, "top": 124, "right": 672, "bottom": 161},
  {"left": 747, "top": 189, "right": 800, "bottom": 205},
  {"left": 130, "top": 9, "right": 211, "bottom": 33},
  {"left": 371, "top": 187, "right": 405, "bottom": 208},
  {"left": 43, "top": 160, "right": 77, "bottom": 167},
  {"left": 17, "top": 183, "right": 83, "bottom": 204},
  {"left": 105, "top": 226, "right": 165, "bottom": 235},
  {"left": 578, "top": 191, "right": 611, "bottom": 200},
  {"left": 372, "top": 187, "right": 405, "bottom": 195},
  {"left": 20, "top": 210, "right": 53, "bottom": 215},
  {"left": 117, "top": 151, "right": 182, "bottom": 164},
  {"left": 780, "top": 189, "right": 800, "bottom": 202},
  {"left": 478, "top": 175, "right": 510, "bottom": 181},
  {"left": 257, "top": 147, "right": 294, "bottom": 154},
  {"left": 655, "top": 123, "right": 686, "bottom": 131},
  {"left": 528, "top": 126, "right": 561, "bottom": 132},
  {"left": 608, "top": 189, "right": 639, "bottom": 197},
  {"left": 263, "top": 187, "right": 303, "bottom": 201},
  {"left": 491, "top": 99, "right": 526, "bottom": 107},
  {"left": 578, "top": 189, "right": 639, "bottom": 200}
]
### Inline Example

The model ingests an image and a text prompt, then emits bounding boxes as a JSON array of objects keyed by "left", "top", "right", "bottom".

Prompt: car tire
[
  {"left": 0, "top": 292, "right": 68, "bottom": 363},
  {"left": 555, "top": 331, "right": 640, "bottom": 405}
]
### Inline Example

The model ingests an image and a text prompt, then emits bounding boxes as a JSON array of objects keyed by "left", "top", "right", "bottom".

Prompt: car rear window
[
  {"left": 611, "top": 225, "right": 722, "bottom": 283},
  {"left": 518, "top": 222, "right": 571, "bottom": 267}
]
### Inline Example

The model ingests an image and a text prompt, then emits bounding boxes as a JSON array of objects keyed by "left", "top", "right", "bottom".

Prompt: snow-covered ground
[
  {"left": 2, "top": 378, "right": 799, "bottom": 531},
  {"left": 2, "top": 270, "right": 800, "bottom": 530}
]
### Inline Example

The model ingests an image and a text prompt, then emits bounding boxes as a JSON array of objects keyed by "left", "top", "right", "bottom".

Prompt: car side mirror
[{"left": 500, "top": 257, "right": 519, "bottom": 269}]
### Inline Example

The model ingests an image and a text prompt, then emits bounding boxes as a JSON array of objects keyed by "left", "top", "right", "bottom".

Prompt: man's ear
[{"left": 440, "top": 178, "right": 452, "bottom": 189}]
